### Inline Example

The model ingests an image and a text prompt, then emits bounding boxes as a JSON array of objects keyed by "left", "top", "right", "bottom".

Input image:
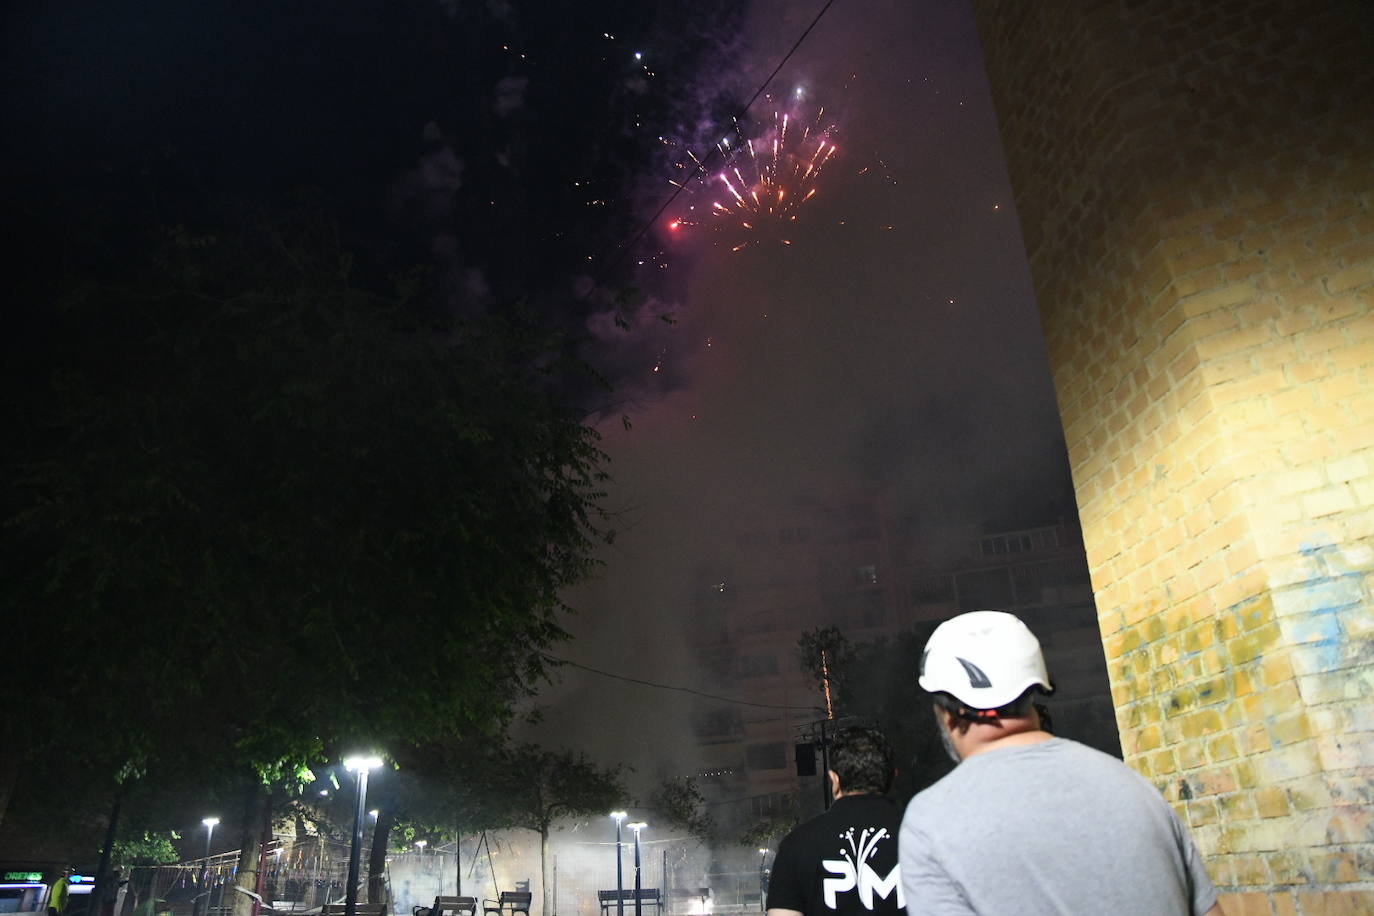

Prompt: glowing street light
[
  {"left": 627, "top": 823, "right": 647, "bottom": 916},
  {"left": 610, "top": 812, "right": 627, "bottom": 916},
  {"left": 343, "top": 755, "right": 384, "bottom": 916},
  {"left": 757, "top": 849, "right": 770, "bottom": 911},
  {"left": 202, "top": 817, "right": 220, "bottom": 848},
  {"left": 199, "top": 818, "right": 219, "bottom": 916},
  {"left": 415, "top": 841, "right": 427, "bottom": 853}
]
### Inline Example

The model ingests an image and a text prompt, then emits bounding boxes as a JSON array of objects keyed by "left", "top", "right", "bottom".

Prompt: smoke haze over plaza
[
  {"left": 5, "top": 0, "right": 1087, "bottom": 815},
  {"left": 516, "top": 0, "right": 1084, "bottom": 784}
]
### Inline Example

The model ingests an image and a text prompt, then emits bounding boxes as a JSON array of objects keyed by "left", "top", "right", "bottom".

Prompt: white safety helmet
[{"left": 918, "top": 610, "right": 1053, "bottom": 710}]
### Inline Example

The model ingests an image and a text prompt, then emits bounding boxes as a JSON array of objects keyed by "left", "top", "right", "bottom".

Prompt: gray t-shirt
[{"left": 899, "top": 737, "right": 1217, "bottom": 915}]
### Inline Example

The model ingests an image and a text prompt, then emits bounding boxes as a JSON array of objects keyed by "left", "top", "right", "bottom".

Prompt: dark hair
[
  {"left": 933, "top": 686, "right": 1040, "bottom": 722},
  {"left": 829, "top": 726, "right": 895, "bottom": 795}
]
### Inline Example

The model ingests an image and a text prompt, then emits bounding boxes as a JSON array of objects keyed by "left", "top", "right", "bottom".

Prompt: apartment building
[{"left": 683, "top": 496, "right": 1114, "bottom": 832}]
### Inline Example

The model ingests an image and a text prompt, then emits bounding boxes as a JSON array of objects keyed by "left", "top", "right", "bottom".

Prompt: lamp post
[
  {"left": 415, "top": 841, "right": 427, "bottom": 854},
  {"left": 200, "top": 818, "right": 219, "bottom": 916},
  {"left": 757, "top": 849, "right": 769, "bottom": 912},
  {"left": 627, "top": 823, "right": 646, "bottom": 916},
  {"left": 609, "top": 812, "right": 627, "bottom": 916},
  {"left": 343, "top": 756, "right": 384, "bottom": 916}
]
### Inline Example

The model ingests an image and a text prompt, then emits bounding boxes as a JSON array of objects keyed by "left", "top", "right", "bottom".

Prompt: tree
[
  {"left": 647, "top": 776, "right": 714, "bottom": 844},
  {"left": 3, "top": 202, "right": 613, "bottom": 891},
  {"left": 737, "top": 799, "right": 800, "bottom": 850},
  {"left": 494, "top": 745, "right": 626, "bottom": 916},
  {"left": 112, "top": 829, "right": 181, "bottom": 868},
  {"left": 302, "top": 738, "right": 625, "bottom": 909},
  {"left": 359, "top": 741, "right": 519, "bottom": 902},
  {"left": 3, "top": 0, "right": 756, "bottom": 851}
]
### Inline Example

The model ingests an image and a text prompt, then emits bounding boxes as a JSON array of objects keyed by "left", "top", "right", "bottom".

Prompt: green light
[{"left": 4, "top": 872, "right": 43, "bottom": 881}]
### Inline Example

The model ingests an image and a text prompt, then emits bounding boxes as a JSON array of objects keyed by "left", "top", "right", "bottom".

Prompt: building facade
[
  {"left": 683, "top": 496, "right": 1112, "bottom": 833},
  {"left": 971, "top": 1, "right": 1374, "bottom": 909}
]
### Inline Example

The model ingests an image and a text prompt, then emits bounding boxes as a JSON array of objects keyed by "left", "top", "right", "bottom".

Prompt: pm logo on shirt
[{"left": 821, "top": 827, "right": 904, "bottom": 910}]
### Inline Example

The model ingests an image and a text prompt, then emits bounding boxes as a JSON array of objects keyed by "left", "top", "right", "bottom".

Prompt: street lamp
[
  {"left": 609, "top": 812, "right": 627, "bottom": 916},
  {"left": 415, "top": 841, "right": 427, "bottom": 854},
  {"left": 627, "top": 823, "right": 647, "bottom": 916},
  {"left": 202, "top": 817, "right": 220, "bottom": 854},
  {"left": 343, "top": 755, "right": 384, "bottom": 916},
  {"left": 757, "top": 849, "right": 769, "bottom": 912},
  {"left": 200, "top": 818, "right": 219, "bottom": 916}
]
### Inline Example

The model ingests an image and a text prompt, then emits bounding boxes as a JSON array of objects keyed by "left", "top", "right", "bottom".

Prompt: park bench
[
  {"left": 321, "top": 905, "right": 386, "bottom": 916},
  {"left": 596, "top": 889, "right": 662, "bottom": 915},
  {"left": 664, "top": 889, "right": 709, "bottom": 915},
  {"left": 481, "top": 892, "right": 531, "bottom": 916},
  {"left": 415, "top": 897, "right": 477, "bottom": 916}
]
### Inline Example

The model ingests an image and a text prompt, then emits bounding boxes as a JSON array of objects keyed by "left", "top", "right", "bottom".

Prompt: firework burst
[{"left": 668, "top": 102, "right": 839, "bottom": 251}]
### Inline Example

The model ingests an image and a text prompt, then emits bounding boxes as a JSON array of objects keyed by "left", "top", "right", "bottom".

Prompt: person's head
[
  {"left": 918, "top": 610, "right": 1054, "bottom": 760},
  {"left": 827, "top": 725, "right": 895, "bottom": 797}
]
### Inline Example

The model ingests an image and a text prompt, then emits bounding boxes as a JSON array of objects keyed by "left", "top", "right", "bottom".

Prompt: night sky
[
  {"left": 6, "top": 0, "right": 1078, "bottom": 784},
  {"left": 522, "top": 0, "right": 1079, "bottom": 781}
]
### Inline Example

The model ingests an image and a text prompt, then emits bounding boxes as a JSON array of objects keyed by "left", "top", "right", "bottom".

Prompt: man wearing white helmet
[{"left": 898, "top": 611, "right": 1224, "bottom": 915}]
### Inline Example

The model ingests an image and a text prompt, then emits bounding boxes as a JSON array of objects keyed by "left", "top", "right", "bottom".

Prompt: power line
[
  {"left": 542, "top": 653, "right": 823, "bottom": 712},
  {"left": 595, "top": 0, "right": 842, "bottom": 281}
]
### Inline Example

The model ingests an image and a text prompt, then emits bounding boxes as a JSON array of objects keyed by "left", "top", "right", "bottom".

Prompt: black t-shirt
[{"left": 766, "top": 794, "right": 906, "bottom": 916}]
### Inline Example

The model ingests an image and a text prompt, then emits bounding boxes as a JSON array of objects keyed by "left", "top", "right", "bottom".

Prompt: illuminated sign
[
  {"left": 70, "top": 876, "right": 94, "bottom": 883},
  {"left": 3, "top": 872, "right": 43, "bottom": 881}
]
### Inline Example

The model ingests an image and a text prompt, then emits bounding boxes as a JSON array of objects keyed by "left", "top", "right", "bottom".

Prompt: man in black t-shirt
[{"left": 766, "top": 726, "right": 906, "bottom": 916}]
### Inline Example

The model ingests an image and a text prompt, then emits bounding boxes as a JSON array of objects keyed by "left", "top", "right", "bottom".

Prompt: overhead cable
[{"left": 542, "top": 653, "right": 824, "bottom": 712}]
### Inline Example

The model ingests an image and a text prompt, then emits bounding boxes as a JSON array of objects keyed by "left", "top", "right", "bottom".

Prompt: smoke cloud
[{"left": 521, "top": 0, "right": 1079, "bottom": 808}]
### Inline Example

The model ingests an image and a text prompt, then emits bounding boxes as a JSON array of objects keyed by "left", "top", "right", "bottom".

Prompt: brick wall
[{"left": 971, "top": 1, "right": 1374, "bottom": 910}]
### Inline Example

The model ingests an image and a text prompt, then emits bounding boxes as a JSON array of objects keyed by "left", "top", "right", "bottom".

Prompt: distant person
[
  {"left": 767, "top": 725, "right": 905, "bottom": 916},
  {"left": 899, "top": 610, "right": 1224, "bottom": 915},
  {"left": 48, "top": 868, "right": 72, "bottom": 916}
]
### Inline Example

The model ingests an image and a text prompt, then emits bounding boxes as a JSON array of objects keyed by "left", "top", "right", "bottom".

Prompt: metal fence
[
  {"left": 118, "top": 838, "right": 354, "bottom": 916},
  {"left": 111, "top": 835, "right": 770, "bottom": 916},
  {"left": 545, "top": 840, "right": 769, "bottom": 916}
]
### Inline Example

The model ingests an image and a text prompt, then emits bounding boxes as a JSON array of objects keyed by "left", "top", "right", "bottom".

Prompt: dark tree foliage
[
  {"left": 737, "top": 799, "right": 800, "bottom": 850},
  {"left": 503, "top": 744, "right": 625, "bottom": 916},
  {"left": 3, "top": 203, "right": 613, "bottom": 832},
  {"left": 648, "top": 775, "right": 714, "bottom": 843},
  {"left": 1, "top": 0, "right": 748, "bottom": 861},
  {"left": 433, "top": 743, "right": 625, "bottom": 916},
  {"left": 364, "top": 739, "right": 528, "bottom": 854}
]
